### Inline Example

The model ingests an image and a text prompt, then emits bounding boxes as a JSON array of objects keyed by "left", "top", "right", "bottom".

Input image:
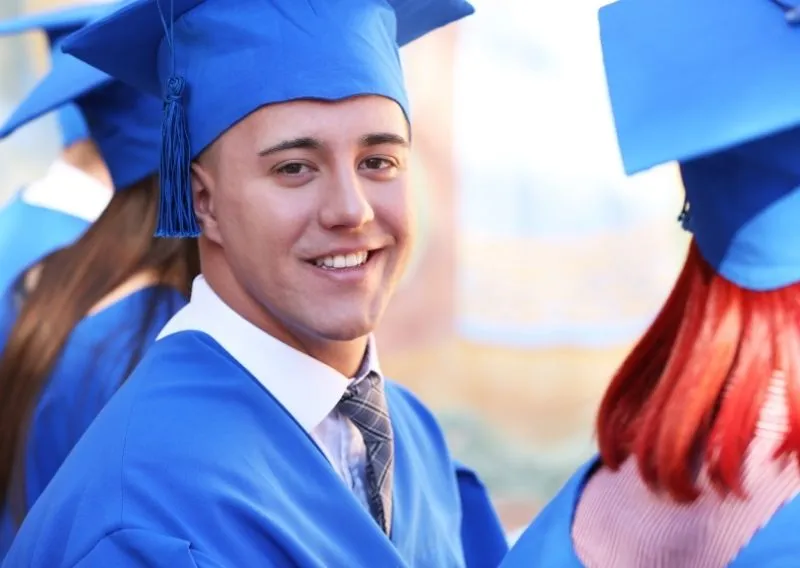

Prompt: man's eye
[
  {"left": 277, "top": 163, "right": 310, "bottom": 175},
  {"left": 361, "top": 157, "right": 395, "bottom": 170}
]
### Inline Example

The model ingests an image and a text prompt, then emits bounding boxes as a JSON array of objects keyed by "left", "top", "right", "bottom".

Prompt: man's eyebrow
[
  {"left": 258, "top": 137, "right": 324, "bottom": 156},
  {"left": 359, "top": 132, "right": 410, "bottom": 148}
]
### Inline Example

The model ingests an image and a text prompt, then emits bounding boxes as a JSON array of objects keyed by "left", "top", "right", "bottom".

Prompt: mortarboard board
[
  {"left": 0, "top": 4, "right": 114, "bottom": 148},
  {"left": 62, "top": 0, "right": 475, "bottom": 237},
  {"left": 0, "top": 3, "right": 164, "bottom": 190},
  {"left": 599, "top": 0, "right": 800, "bottom": 290},
  {"left": 599, "top": 0, "right": 800, "bottom": 176}
]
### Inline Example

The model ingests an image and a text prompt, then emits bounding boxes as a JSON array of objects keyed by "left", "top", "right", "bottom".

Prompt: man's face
[{"left": 194, "top": 96, "right": 414, "bottom": 343}]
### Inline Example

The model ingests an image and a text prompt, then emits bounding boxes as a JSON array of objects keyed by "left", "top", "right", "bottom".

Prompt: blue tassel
[{"left": 157, "top": 75, "right": 200, "bottom": 238}]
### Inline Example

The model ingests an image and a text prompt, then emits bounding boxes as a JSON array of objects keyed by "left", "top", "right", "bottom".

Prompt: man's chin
[
  {"left": 308, "top": 311, "right": 382, "bottom": 343},
  {"left": 317, "top": 323, "right": 375, "bottom": 343}
]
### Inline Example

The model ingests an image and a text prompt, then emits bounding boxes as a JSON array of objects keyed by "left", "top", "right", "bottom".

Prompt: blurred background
[{"left": 0, "top": 0, "right": 690, "bottom": 533}]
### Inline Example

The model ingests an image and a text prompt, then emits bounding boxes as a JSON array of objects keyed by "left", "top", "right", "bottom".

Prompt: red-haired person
[{"left": 501, "top": 0, "right": 800, "bottom": 566}]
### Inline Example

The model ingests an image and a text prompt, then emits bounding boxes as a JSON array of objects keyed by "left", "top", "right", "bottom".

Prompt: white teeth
[{"left": 313, "top": 251, "right": 369, "bottom": 269}]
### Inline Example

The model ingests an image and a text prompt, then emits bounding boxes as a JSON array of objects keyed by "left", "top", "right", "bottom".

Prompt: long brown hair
[
  {"left": 597, "top": 240, "right": 800, "bottom": 502},
  {"left": 0, "top": 174, "right": 199, "bottom": 521}
]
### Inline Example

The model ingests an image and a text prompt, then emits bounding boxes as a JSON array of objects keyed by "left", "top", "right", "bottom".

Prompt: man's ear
[{"left": 192, "top": 161, "right": 223, "bottom": 245}]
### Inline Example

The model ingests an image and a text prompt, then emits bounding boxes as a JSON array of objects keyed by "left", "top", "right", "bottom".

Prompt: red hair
[{"left": 597, "top": 240, "right": 800, "bottom": 502}]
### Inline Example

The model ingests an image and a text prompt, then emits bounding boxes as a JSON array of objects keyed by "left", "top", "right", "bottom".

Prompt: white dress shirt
[{"left": 157, "top": 276, "right": 377, "bottom": 511}]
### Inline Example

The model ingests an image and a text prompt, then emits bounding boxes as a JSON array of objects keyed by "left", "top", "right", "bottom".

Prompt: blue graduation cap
[
  {"left": 0, "top": 5, "right": 107, "bottom": 147},
  {"left": 678, "top": 127, "right": 800, "bottom": 291},
  {"left": 599, "top": 0, "right": 800, "bottom": 291},
  {"left": 55, "top": 104, "right": 88, "bottom": 149},
  {"left": 0, "top": 3, "right": 163, "bottom": 190},
  {"left": 62, "top": 0, "right": 475, "bottom": 237}
]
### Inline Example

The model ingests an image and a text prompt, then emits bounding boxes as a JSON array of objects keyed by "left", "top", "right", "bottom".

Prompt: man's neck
[{"left": 200, "top": 255, "right": 369, "bottom": 377}]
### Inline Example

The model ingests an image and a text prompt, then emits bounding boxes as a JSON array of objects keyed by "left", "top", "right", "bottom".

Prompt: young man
[{"left": 1, "top": 0, "right": 508, "bottom": 566}]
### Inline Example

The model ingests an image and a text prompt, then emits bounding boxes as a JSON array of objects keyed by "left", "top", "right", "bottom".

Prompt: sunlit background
[{"left": 0, "top": 0, "right": 690, "bottom": 533}]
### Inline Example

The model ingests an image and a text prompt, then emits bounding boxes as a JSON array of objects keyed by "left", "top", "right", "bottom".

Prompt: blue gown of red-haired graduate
[
  {"left": 500, "top": 457, "right": 800, "bottom": 568},
  {"left": 1, "top": 277, "right": 507, "bottom": 568}
]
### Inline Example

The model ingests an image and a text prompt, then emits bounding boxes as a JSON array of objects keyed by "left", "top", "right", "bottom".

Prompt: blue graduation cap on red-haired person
[{"left": 599, "top": 0, "right": 800, "bottom": 291}]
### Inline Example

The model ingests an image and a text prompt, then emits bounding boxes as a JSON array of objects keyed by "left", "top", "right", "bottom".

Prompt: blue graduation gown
[
  {"left": 0, "top": 191, "right": 90, "bottom": 296},
  {"left": 455, "top": 461, "right": 509, "bottom": 567},
  {"left": 0, "top": 286, "right": 187, "bottom": 558},
  {"left": 2, "top": 330, "right": 507, "bottom": 567},
  {"left": 500, "top": 456, "right": 800, "bottom": 567}
]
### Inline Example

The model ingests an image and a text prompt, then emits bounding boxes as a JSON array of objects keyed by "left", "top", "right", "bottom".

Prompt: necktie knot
[{"left": 339, "top": 373, "right": 392, "bottom": 442}]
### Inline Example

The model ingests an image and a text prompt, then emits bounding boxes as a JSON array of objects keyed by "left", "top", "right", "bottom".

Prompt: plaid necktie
[{"left": 337, "top": 371, "right": 394, "bottom": 534}]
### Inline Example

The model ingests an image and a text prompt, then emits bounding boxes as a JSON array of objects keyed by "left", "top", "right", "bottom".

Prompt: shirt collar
[
  {"left": 157, "top": 275, "right": 383, "bottom": 432},
  {"left": 21, "top": 159, "right": 112, "bottom": 222}
]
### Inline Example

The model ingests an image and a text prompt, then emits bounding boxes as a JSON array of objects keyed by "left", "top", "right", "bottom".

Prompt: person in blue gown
[
  {"left": 502, "top": 0, "right": 800, "bottom": 566},
  {"left": 1, "top": 0, "right": 508, "bottom": 566},
  {"left": 0, "top": 8, "right": 114, "bottom": 297},
  {"left": 0, "top": 3, "right": 200, "bottom": 558}
]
